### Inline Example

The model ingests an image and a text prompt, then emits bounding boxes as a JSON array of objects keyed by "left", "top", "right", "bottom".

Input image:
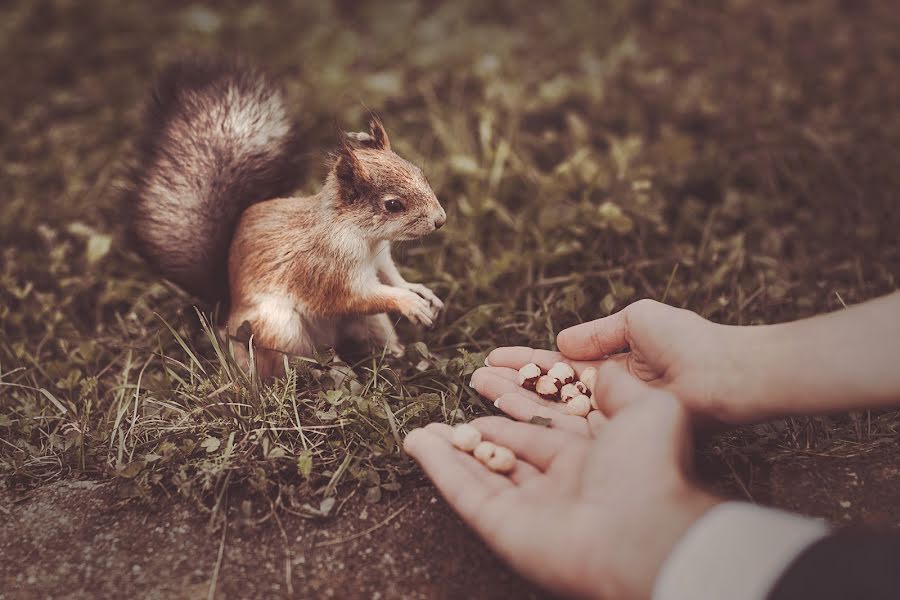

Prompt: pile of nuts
[
  {"left": 451, "top": 424, "right": 516, "bottom": 473},
  {"left": 518, "top": 362, "right": 598, "bottom": 417}
]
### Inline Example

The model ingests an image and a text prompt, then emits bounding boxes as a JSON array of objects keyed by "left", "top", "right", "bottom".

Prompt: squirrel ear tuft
[
  {"left": 344, "top": 131, "right": 376, "bottom": 145},
  {"left": 335, "top": 141, "right": 367, "bottom": 203},
  {"left": 343, "top": 116, "right": 390, "bottom": 152},
  {"left": 368, "top": 115, "right": 391, "bottom": 151}
]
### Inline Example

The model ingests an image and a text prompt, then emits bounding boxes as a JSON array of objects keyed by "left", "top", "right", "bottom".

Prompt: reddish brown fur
[
  {"left": 130, "top": 61, "right": 442, "bottom": 378},
  {"left": 226, "top": 121, "right": 445, "bottom": 378}
]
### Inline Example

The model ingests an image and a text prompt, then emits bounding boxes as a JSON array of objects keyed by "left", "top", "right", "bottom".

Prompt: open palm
[{"left": 404, "top": 395, "right": 718, "bottom": 600}]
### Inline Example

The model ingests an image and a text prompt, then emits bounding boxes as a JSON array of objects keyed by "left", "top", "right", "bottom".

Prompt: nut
[
  {"left": 579, "top": 367, "right": 597, "bottom": 393},
  {"left": 535, "top": 375, "right": 561, "bottom": 401},
  {"left": 573, "top": 380, "right": 591, "bottom": 397},
  {"left": 517, "top": 363, "right": 543, "bottom": 390},
  {"left": 566, "top": 394, "right": 592, "bottom": 417},
  {"left": 486, "top": 445, "right": 517, "bottom": 473},
  {"left": 451, "top": 424, "right": 482, "bottom": 452},
  {"left": 473, "top": 441, "right": 497, "bottom": 464},
  {"left": 547, "top": 362, "right": 576, "bottom": 386},
  {"left": 560, "top": 383, "right": 580, "bottom": 403}
]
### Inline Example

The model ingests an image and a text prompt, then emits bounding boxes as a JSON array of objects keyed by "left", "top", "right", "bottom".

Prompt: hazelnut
[
  {"left": 517, "top": 363, "right": 542, "bottom": 390},
  {"left": 560, "top": 383, "right": 580, "bottom": 403},
  {"left": 451, "top": 424, "right": 482, "bottom": 452},
  {"left": 547, "top": 362, "right": 576, "bottom": 386},
  {"left": 473, "top": 441, "right": 497, "bottom": 464},
  {"left": 535, "top": 375, "right": 561, "bottom": 401},
  {"left": 486, "top": 445, "right": 517, "bottom": 473},
  {"left": 579, "top": 366, "right": 597, "bottom": 393},
  {"left": 566, "top": 394, "right": 592, "bottom": 417},
  {"left": 573, "top": 380, "right": 591, "bottom": 397}
]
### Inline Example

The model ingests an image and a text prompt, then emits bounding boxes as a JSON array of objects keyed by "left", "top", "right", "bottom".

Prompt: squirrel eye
[{"left": 384, "top": 198, "right": 405, "bottom": 213}]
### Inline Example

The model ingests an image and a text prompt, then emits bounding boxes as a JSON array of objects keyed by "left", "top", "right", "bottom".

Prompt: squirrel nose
[{"left": 433, "top": 212, "right": 446, "bottom": 230}]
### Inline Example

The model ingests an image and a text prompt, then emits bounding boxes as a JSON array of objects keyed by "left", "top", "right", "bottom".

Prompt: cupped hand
[
  {"left": 473, "top": 299, "right": 748, "bottom": 428},
  {"left": 404, "top": 390, "right": 720, "bottom": 600}
]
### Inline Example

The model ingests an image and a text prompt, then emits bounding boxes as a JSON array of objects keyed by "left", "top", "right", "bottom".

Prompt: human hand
[
  {"left": 473, "top": 299, "right": 755, "bottom": 427},
  {"left": 404, "top": 390, "right": 721, "bottom": 600}
]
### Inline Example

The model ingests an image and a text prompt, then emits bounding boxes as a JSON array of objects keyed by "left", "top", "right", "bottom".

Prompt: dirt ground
[
  {"left": 3, "top": 0, "right": 900, "bottom": 598},
  {"left": 3, "top": 443, "right": 898, "bottom": 600}
]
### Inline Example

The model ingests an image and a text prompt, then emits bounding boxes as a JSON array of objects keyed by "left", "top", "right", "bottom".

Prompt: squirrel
[{"left": 127, "top": 58, "right": 446, "bottom": 378}]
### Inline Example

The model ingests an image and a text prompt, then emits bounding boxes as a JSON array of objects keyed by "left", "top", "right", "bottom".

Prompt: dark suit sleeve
[{"left": 768, "top": 528, "right": 900, "bottom": 600}]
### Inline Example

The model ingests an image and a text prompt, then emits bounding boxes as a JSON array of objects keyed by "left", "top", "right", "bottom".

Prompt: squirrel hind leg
[
  {"left": 225, "top": 297, "right": 318, "bottom": 380},
  {"left": 225, "top": 324, "right": 293, "bottom": 380},
  {"left": 338, "top": 314, "right": 404, "bottom": 360}
]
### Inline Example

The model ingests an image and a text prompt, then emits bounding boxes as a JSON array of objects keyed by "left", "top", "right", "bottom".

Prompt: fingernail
[
  {"left": 493, "top": 397, "right": 502, "bottom": 409},
  {"left": 483, "top": 353, "right": 493, "bottom": 367}
]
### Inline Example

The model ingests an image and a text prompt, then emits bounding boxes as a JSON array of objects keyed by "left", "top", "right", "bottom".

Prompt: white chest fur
[{"left": 252, "top": 293, "right": 339, "bottom": 353}]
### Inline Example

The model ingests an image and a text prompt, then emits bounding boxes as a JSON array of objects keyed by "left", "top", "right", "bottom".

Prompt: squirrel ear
[
  {"left": 368, "top": 115, "right": 391, "bottom": 152},
  {"left": 334, "top": 141, "right": 368, "bottom": 203}
]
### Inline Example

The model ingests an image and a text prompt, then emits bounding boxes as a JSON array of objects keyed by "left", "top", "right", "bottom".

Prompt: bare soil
[{"left": 3, "top": 443, "right": 898, "bottom": 600}]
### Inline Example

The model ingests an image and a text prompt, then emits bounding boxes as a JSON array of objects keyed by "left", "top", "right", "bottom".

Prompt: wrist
[
  {"left": 653, "top": 501, "right": 830, "bottom": 600},
  {"left": 636, "top": 487, "right": 723, "bottom": 600},
  {"left": 702, "top": 294, "right": 900, "bottom": 423},
  {"left": 594, "top": 484, "right": 722, "bottom": 600},
  {"left": 704, "top": 322, "right": 781, "bottom": 425}
]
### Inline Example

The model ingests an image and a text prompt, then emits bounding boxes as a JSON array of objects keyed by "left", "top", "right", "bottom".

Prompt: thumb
[
  {"left": 614, "top": 392, "right": 693, "bottom": 467},
  {"left": 580, "top": 356, "right": 654, "bottom": 416},
  {"left": 557, "top": 308, "right": 628, "bottom": 360}
]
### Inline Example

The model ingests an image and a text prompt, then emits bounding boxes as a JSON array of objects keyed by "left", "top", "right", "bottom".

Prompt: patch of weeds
[{"left": 2, "top": 0, "right": 899, "bottom": 511}]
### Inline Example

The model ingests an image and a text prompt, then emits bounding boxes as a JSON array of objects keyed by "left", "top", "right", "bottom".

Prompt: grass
[{"left": 2, "top": 0, "right": 899, "bottom": 514}]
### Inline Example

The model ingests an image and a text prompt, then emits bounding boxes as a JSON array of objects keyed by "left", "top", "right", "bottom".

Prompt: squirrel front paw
[
  {"left": 403, "top": 283, "right": 444, "bottom": 313},
  {"left": 386, "top": 340, "right": 405, "bottom": 357},
  {"left": 397, "top": 289, "right": 435, "bottom": 327}
]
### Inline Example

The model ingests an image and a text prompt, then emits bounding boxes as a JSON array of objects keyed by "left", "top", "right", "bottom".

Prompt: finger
[
  {"left": 426, "top": 423, "right": 541, "bottom": 484},
  {"left": 484, "top": 346, "right": 593, "bottom": 377},
  {"left": 421, "top": 424, "right": 509, "bottom": 490},
  {"left": 485, "top": 346, "right": 562, "bottom": 369},
  {"left": 403, "top": 428, "right": 518, "bottom": 532},
  {"left": 469, "top": 416, "right": 577, "bottom": 471},
  {"left": 470, "top": 367, "right": 570, "bottom": 414},
  {"left": 404, "top": 427, "right": 512, "bottom": 495},
  {"left": 595, "top": 391, "right": 692, "bottom": 471},
  {"left": 471, "top": 366, "right": 610, "bottom": 421},
  {"left": 583, "top": 355, "right": 655, "bottom": 415},
  {"left": 484, "top": 347, "right": 595, "bottom": 378},
  {"left": 493, "top": 393, "right": 592, "bottom": 437},
  {"left": 586, "top": 410, "right": 608, "bottom": 436},
  {"left": 405, "top": 428, "right": 539, "bottom": 554},
  {"left": 556, "top": 308, "right": 629, "bottom": 360},
  {"left": 508, "top": 458, "right": 542, "bottom": 484}
]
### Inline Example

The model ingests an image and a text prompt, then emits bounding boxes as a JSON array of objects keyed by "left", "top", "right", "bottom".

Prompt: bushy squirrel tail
[{"left": 126, "top": 57, "right": 304, "bottom": 305}]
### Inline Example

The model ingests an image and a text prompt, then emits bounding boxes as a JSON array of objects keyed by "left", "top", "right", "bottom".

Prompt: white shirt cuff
[{"left": 653, "top": 501, "right": 830, "bottom": 600}]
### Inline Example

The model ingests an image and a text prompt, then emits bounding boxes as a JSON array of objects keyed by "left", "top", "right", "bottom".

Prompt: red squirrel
[{"left": 128, "top": 58, "right": 445, "bottom": 378}]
